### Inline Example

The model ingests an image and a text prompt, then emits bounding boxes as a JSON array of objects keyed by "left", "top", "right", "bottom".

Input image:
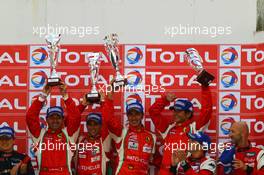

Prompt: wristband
[
  {"left": 181, "top": 160, "right": 191, "bottom": 172},
  {"left": 246, "top": 165, "right": 253, "bottom": 174},
  {"left": 169, "top": 165, "right": 178, "bottom": 174}
]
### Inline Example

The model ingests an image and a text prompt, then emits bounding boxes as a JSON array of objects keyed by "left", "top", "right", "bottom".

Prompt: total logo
[
  {"left": 219, "top": 116, "right": 239, "bottom": 136},
  {"left": 31, "top": 71, "right": 47, "bottom": 88},
  {"left": 220, "top": 45, "right": 241, "bottom": 67},
  {"left": 125, "top": 68, "right": 145, "bottom": 87},
  {"left": 29, "top": 69, "right": 49, "bottom": 90},
  {"left": 30, "top": 46, "right": 49, "bottom": 67},
  {"left": 127, "top": 47, "right": 143, "bottom": 64},
  {"left": 125, "top": 45, "right": 146, "bottom": 66},
  {"left": 126, "top": 70, "right": 144, "bottom": 87},
  {"left": 31, "top": 47, "right": 49, "bottom": 65},
  {"left": 219, "top": 69, "right": 240, "bottom": 90},
  {"left": 219, "top": 115, "right": 264, "bottom": 136},
  {"left": 220, "top": 94, "right": 238, "bottom": 112},
  {"left": 219, "top": 92, "right": 240, "bottom": 113}
]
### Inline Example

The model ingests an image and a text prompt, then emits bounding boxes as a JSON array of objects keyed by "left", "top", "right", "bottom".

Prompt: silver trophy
[
  {"left": 184, "top": 48, "right": 214, "bottom": 86},
  {"left": 45, "top": 34, "right": 62, "bottom": 86},
  {"left": 104, "top": 33, "right": 126, "bottom": 89},
  {"left": 86, "top": 52, "right": 101, "bottom": 103}
]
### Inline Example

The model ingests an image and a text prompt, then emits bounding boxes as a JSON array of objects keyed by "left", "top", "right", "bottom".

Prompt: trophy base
[
  {"left": 112, "top": 78, "right": 127, "bottom": 90},
  {"left": 86, "top": 93, "right": 101, "bottom": 104},
  {"left": 47, "top": 78, "right": 62, "bottom": 86},
  {"left": 197, "top": 70, "right": 215, "bottom": 87}
]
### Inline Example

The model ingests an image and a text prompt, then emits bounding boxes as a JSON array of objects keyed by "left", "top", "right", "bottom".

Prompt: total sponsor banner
[
  {"left": 0, "top": 92, "right": 27, "bottom": 114},
  {"left": 29, "top": 68, "right": 118, "bottom": 91},
  {"left": 124, "top": 44, "right": 218, "bottom": 67},
  {"left": 219, "top": 67, "right": 263, "bottom": 90},
  {"left": 0, "top": 44, "right": 263, "bottom": 157},
  {"left": 0, "top": 45, "right": 28, "bottom": 67},
  {"left": 219, "top": 115, "right": 264, "bottom": 138},
  {"left": 144, "top": 68, "right": 218, "bottom": 89},
  {"left": 0, "top": 68, "right": 28, "bottom": 90},
  {"left": 29, "top": 44, "right": 122, "bottom": 68}
]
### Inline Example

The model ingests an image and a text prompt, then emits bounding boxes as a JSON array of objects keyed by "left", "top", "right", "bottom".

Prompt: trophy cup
[
  {"left": 104, "top": 33, "right": 127, "bottom": 89},
  {"left": 45, "top": 34, "right": 62, "bottom": 86},
  {"left": 86, "top": 52, "right": 101, "bottom": 103},
  {"left": 184, "top": 48, "right": 215, "bottom": 86}
]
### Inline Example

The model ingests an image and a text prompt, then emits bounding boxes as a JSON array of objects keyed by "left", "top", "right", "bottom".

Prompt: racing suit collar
[
  {"left": 86, "top": 133, "right": 101, "bottom": 141},
  {"left": 129, "top": 124, "right": 144, "bottom": 132},
  {"left": 47, "top": 128, "right": 63, "bottom": 135},
  {"left": 175, "top": 119, "right": 192, "bottom": 128}
]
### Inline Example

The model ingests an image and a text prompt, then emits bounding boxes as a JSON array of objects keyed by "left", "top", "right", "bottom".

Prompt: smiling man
[
  {"left": 109, "top": 100, "right": 157, "bottom": 175},
  {"left": 74, "top": 91, "right": 115, "bottom": 175},
  {"left": 218, "top": 121, "right": 264, "bottom": 175},
  {"left": 26, "top": 82, "right": 81, "bottom": 175},
  {"left": 149, "top": 85, "right": 212, "bottom": 175}
]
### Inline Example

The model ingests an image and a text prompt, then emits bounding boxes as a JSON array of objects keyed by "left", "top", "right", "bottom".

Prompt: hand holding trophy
[
  {"left": 184, "top": 48, "right": 215, "bottom": 86},
  {"left": 86, "top": 52, "right": 101, "bottom": 104},
  {"left": 104, "top": 33, "right": 127, "bottom": 89},
  {"left": 45, "top": 33, "right": 62, "bottom": 86}
]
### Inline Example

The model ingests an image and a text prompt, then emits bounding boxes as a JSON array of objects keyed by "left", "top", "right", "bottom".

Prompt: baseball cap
[
  {"left": 126, "top": 101, "right": 144, "bottom": 114},
  {"left": 188, "top": 131, "right": 211, "bottom": 146},
  {"left": 0, "top": 122, "right": 15, "bottom": 138},
  {"left": 46, "top": 106, "right": 64, "bottom": 118},
  {"left": 169, "top": 99, "right": 193, "bottom": 112},
  {"left": 86, "top": 113, "right": 102, "bottom": 125}
]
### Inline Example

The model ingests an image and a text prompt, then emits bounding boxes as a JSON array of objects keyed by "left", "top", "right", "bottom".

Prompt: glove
[
  {"left": 219, "top": 146, "right": 235, "bottom": 164},
  {"left": 222, "top": 163, "right": 233, "bottom": 174},
  {"left": 219, "top": 146, "right": 235, "bottom": 174}
]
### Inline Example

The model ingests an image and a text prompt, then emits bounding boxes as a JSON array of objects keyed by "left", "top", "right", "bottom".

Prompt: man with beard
[
  {"left": 110, "top": 100, "right": 157, "bottom": 175},
  {"left": 149, "top": 85, "right": 212, "bottom": 175},
  {"left": 74, "top": 91, "right": 116, "bottom": 175},
  {"left": 218, "top": 121, "right": 264, "bottom": 175},
  {"left": 26, "top": 82, "right": 81, "bottom": 175}
]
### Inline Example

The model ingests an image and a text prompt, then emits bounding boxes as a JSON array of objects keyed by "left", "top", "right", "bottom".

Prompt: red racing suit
[
  {"left": 149, "top": 86, "right": 212, "bottom": 175},
  {"left": 109, "top": 116, "right": 157, "bottom": 174},
  {"left": 218, "top": 144, "right": 264, "bottom": 175},
  {"left": 26, "top": 96, "right": 81, "bottom": 175},
  {"left": 75, "top": 98, "right": 114, "bottom": 175},
  {"left": 170, "top": 156, "right": 216, "bottom": 175}
]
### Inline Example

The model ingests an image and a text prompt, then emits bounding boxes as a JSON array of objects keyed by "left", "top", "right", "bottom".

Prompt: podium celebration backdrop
[{"left": 0, "top": 43, "right": 264, "bottom": 166}]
